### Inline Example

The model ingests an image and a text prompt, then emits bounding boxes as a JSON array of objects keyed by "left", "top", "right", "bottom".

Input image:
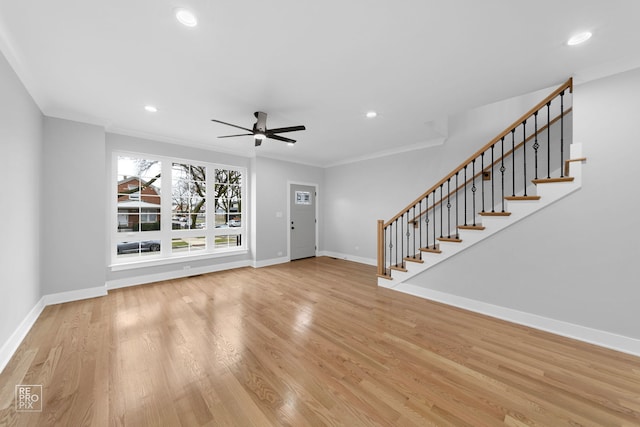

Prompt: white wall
[
  {"left": 323, "top": 146, "right": 445, "bottom": 264},
  {"left": 0, "top": 51, "right": 43, "bottom": 351},
  {"left": 405, "top": 68, "right": 640, "bottom": 340},
  {"left": 254, "top": 157, "right": 324, "bottom": 263},
  {"left": 41, "top": 117, "right": 106, "bottom": 294}
]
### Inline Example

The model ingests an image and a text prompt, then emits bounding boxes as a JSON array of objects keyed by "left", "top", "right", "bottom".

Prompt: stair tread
[
  {"left": 458, "top": 225, "right": 485, "bottom": 230},
  {"left": 532, "top": 176, "right": 574, "bottom": 184},
  {"left": 419, "top": 246, "right": 442, "bottom": 254},
  {"left": 505, "top": 195, "right": 541, "bottom": 201},
  {"left": 437, "top": 237, "right": 462, "bottom": 243},
  {"left": 377, "top": 274, "right": 393, "bottom": 280},
  {"left": 479, "top": 211, "right": 512, "bottom": 216},
  {"left": 404, "top": 256, "right": 424, "bottom": 264},
  {"left": 389, "top": 265, "right": 408, "bottom": 272}
]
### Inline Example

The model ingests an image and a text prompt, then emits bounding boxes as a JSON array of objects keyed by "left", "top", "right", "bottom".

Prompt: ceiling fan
[{"left": 211, "top": 111, "right": 306, "bottom": 147}]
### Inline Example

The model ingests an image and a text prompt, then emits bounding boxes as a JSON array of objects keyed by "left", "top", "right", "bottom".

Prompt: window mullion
[
  {"left": 161, "top": 160, "right": 172, "bottom": 256},
  {"left": 206, "top": 165, "right": 213, "bottom": 252}
]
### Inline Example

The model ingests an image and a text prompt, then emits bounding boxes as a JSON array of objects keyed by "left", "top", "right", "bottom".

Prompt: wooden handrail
[
  {"left": 384, "top": 78, "right": 573, "bottom": 227},
  {"left": 564, "top": 157, "right": 587, "bottom": 176},
  {"left": 407, "top": 107, "right": 573, "bottom": 224},
  {"left": 377, "top": 220, "right": 385, "bottom": 276}
]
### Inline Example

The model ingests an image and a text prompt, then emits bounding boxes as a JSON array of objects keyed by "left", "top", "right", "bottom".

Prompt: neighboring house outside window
[{"left": 117, "top": 176, "right": 161, "bottom": 232}]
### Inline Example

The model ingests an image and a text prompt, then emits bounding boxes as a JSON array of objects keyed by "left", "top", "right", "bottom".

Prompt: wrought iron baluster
[
  {"left": 491, "top": 144, "right": 495, "bottom": 212},
  {"left": 455, "top": 172, "right": 459, "bottom": 238},
  {"left": 481, "top": 152, "right": 485, "bottom": 213},
  {"left": 463, "top": 165, "right": 468, "bottom": 226},
  {"left": 511, "top": 129, "right": 516, "bottom": 197},
  {"left": 547, "top": 101, "right": 551, "bottom": 179},
  {"left": 425, "top": 195, "right": 429, "bottom": 250},
  {"left": 432, "top": 190, "right": 437, "bottom": 249},
  {"left": 394, "top": 219, "right": 398, "bottom": 268},
  {"left": 439, "top": 184, "right": 444, "bottom": 238},
  {"left": 533, "top": 111, "right": 539, "bottom": 180},
  {"left": 560, "top": 90, "right": 565, "bottom": 177},
  {"left": 388, "top": 223, "right": 393, "bottom": 274},
  {"left": 522, "top": 120, "right": 528, "bottom": 197},
  {"left": 500, "top": 137, "right": 505, "bottom": 212},
  {"left": 400, "top": 214, "right": 404, "bottom": 267},
  {"left": 446, "top": 178, "right": 451, "bottom": 238},
  {"left": 418, "top": 200, "right": 422, "bottom": 257},
  {"left": 407, "top": 210, "right": 412, "bottom": 259},
  {"left": 471, "top": 159, "right": 477, "bottom": 226}
]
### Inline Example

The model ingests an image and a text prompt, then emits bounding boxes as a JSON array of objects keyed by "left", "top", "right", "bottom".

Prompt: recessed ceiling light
[
  {"left": 366, "top": 111, "right": 377, "bottom": 118},
  {"left": 175, "top": 8, "right": 197, "bottom": 27},
  {"left": 567, "top": 31, "right": 592, "bottom": 46},
  {"left": 144, "top": 105, "right": 158, "bottom": 113},
  {"left": 287, "top": 142, "right": 295, "bottom": 147}
]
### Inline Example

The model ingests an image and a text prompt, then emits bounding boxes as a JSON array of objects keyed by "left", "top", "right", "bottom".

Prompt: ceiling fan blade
[
  {"left": 267, "top": 134, "right": 296, "bottom": 143},
  {"left": 218, "top": 133, "right": 253, "bottom": 138},
  {"left": 266, "top": 125, "right": 306, "bottom": 134},
  {"left": 211, "top": 119, "right": 253, "bottom": 133}
]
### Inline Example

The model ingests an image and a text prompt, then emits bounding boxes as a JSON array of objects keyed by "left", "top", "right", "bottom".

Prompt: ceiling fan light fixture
[
  {"left": 254, "top": 133, "right": 266, "bottom": 140},
  {"left": 175, "top": 8, "right": 198, "bottom": 27},
  {"left": 567, "top": 31, "right": 592, "bottom": 46}
]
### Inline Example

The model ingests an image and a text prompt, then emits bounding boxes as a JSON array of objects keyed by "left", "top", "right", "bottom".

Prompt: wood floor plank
[{"left": 1, "top": 256, "right": 639, "bottom": 426}]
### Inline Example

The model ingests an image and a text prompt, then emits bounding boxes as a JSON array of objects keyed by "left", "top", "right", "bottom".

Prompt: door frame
[{"left": 287, "top": 181, "right": 319, "bottom": 261}]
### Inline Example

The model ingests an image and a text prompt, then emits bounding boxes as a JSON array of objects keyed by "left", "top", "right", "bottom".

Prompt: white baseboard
[
  {"left": 253, "top": 253, "right": 376, "bottom": 268},
  {"left": 43, "top": 286, "right": 107, "bottom": 306},
  {"left": 252, "top": 256, "right": 289, "bottom": 268},
  {"left": 394, "top": 283, "right": 640, "bottom": 358},
  {"left": 106, "top": 259, "right": 252, "bottom": 290},
  {"left": 318, "top": 251, "right": 377, "bottom": 266},
  {"left": 0, "top": 297, "right": 46, "bottom": 374}
]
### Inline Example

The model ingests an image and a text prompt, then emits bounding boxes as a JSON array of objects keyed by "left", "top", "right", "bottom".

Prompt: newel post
[{"left": 377, "top": 220, "right": 385, "bottom": 276}]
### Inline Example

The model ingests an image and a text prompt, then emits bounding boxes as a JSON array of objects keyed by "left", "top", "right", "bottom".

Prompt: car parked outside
[{"left": 117, "top": 240, "right": 160, "bottom": 254}]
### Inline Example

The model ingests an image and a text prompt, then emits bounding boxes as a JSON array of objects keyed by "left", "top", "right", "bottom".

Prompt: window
[
  {"left": 212, "top": 169, "right": 242, "bottom": 250},
  {"left": 172, "top": 163, "right": 206, "bottom": 230},
  {"left": 112, "top": 153, "right": 245, "bottom": 265},
  {"left": 116, "top": 157, "right": 161, "bottom": 234}
]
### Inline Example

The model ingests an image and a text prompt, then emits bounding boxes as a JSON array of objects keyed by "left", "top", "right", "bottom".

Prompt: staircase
[{"left": 377, "top": 78, "right": 584, "bottom": 287}]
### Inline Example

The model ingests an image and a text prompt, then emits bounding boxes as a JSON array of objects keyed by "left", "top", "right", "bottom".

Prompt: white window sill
[{"left": 109, "top": 248, "right": 248, "bottom": 271}]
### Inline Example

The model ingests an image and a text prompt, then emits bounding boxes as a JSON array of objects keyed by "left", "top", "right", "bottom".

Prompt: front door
[{"left": 290, "top": 184, "right": 316, "bottom": 260}]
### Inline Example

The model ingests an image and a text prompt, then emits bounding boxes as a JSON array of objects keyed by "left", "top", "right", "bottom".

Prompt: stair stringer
[{"left": 378, "top": 143, "right": 584, "bottom": 288}]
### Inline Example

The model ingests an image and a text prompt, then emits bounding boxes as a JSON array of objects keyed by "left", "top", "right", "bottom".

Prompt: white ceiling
[{"left": 1, "top": 0, "right": 639, "bottom": 167}]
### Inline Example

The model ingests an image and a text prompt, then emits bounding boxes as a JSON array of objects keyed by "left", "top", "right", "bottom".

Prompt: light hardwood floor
[{"left": 1, "top": 257, "right": 639, "bottom": 426}]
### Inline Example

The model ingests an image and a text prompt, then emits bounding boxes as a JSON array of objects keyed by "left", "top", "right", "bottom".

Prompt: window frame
[{"left": 110, "top": 151, "right": 247, "bottom": 269}]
